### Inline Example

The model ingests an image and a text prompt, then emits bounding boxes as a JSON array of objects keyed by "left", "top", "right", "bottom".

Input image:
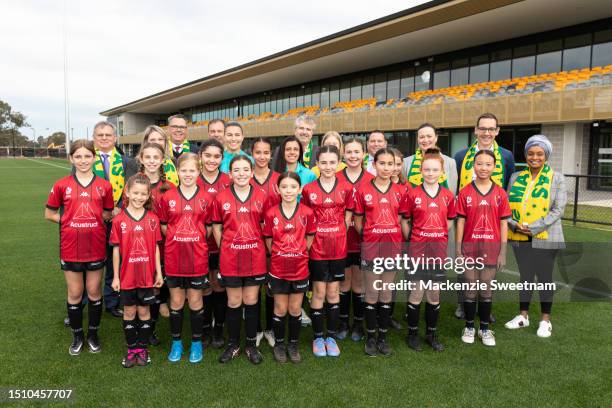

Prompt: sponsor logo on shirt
[
  {"left": 184, "top": 204, "right": 192, "bottom": 211},
  {"left": 80, "top": 191, "right": 89, "bottom": 197},
  {"left": 134, "top": 225, "right": 143, "bottom": 231},
  {"left": 324, "top": 197, "right": 333, "bottom": 204},
  {"left": 238, "top": 206, "right": 249, "bottom": 213},
  {"left": 479, "top": 200, "right": 489, "bottom": 206}
]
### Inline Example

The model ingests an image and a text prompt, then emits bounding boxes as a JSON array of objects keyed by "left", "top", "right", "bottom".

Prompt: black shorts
[
  {"left": 219, "top": 274, "right": 267, "bottom": 288},
  {"left": 208, "top": 252, "right": 220, "bottom": 271},
  {"left": 309, "top": 259, "right": 346, "bottom": 282},
  {"left": 60, "top": 259, "right": 105, "bottom": 272},
  {"left": 120, "top": 288, "right": 156, "bottom": 306},
  {"left": 267, "top": 276, "right": 309, "bottom": 295},
  {"left": 166, "top": 275, "right": 209, "bottom": 290},
  {"left": 345, "top": 252, "right": 361, "bottom": 267}
]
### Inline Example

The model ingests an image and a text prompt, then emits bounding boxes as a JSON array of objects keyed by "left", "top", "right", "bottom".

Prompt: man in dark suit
[
  {"left": 168, "top": 114, "right": 198, "bottom": 159},
  {"left": 271, "top": 115, "right": 319, "bottom": 170}
]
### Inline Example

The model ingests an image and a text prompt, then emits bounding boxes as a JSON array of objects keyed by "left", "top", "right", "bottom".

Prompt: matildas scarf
[
  {"left": 407, "top": 149, "right": 448, "bottom": 188},
  {"left": 303, "top": 140, "right": 313, "bottom": 168},
  {"left": 93, "top": 148, "right": 124, "bottom": 204},
  {"left": 163, "top": 157, "right": 179, "bottom": 186},
  {"left": 508, "top": 164, "right": 553, "bottom": 241},
  {"left": 459, "top": 141, "right": 504, "bottom": 190}
]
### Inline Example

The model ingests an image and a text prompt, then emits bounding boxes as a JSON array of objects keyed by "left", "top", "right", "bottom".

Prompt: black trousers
[{"left": 512, "top": 244, "right": 557, "bottom": 314}]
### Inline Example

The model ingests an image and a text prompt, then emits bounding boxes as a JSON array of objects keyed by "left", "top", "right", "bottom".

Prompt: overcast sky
[{"left": 0, "top": 0, "right": 428, "bottom": 140}]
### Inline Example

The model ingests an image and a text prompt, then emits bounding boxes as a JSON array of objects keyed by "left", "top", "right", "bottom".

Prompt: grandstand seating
[{"left": 182, "top": 65, "right": 612, "bottom": 129}]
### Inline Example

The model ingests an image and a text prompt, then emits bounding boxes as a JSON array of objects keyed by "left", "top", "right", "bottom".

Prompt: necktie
[
  {"left": 101, "top": 153, "right": 110, "bottom": 179},
  {"left": 174, "top": 146, "right": 181, "bottom": 156}
]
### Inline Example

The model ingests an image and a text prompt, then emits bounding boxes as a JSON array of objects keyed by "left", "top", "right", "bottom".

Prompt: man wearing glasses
[
  {"left": 454, "top": 112, "right": 515, "bottom": 191},
  {"left": 168, "top": 114, "right": 198, "bottom": 159}
]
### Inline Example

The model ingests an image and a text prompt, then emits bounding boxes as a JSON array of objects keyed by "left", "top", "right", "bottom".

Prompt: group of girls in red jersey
[{"left": 47, "top": 127, "right": 511, "bottom": 366}]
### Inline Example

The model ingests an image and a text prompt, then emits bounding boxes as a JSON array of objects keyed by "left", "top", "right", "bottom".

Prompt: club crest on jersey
[
  {"left": 169, "top": 200, "right": 176, "bottom": 209},
  {"left": 254, "top": 201, "right": 263, "bottom": 212},
  {"left": 198, "top": 199, "right": 207, "bottom": 212},
  {"left": 223, "top": 202, "right": 231, "bottom": 211},
  {"left": 299, "top": 215, "right": 308, "bottom": 227},
  {"left": 495, "top": 195, "right": 502, "bottom": 206},
  {"left": 309, "top": 193, "right": 317, "bottom": 202},
  {"left": 339, "top": 190, "right": 346, "bottom": 200},
  {"left": 148, "top": 218, "right": 157, "bottom": 231},
  {"left": 65, "top": 187, "right": 72, "bottom": 197},
  {"left": 442, "top": 196, "right": 450, "bottom": 206},
  {"left": 96, "top": 186, "right": 105, "bottom": 198},
  {"left": 364, "top": 194, "right": 372, "bottom": 203},
  {"left": 466, "top": 196, "right": 472, "bottom": 206}
]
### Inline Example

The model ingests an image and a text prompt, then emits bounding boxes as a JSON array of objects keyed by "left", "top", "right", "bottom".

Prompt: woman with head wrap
[{"left": 504, "top": 135, "right": 567, "bottom": 338}]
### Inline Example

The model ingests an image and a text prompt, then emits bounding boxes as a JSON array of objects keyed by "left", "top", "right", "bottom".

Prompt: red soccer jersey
[
  {"left": 252, "top": 170, "right": 280, "bottom": 207},
  {"left": 456, "top": 182, "right": 511, "bottom": 265},
  {"left": 158, "top": 186, "right": 212, "bottom": 277},
  {"left": 353, "top": 179, "right": 407, "bottom": 261},
  {"left": 212, "top": 185, "right": 268, "bottom": 277},
  {"left": 150, "top": 180, "right": 174, "bottom": 215},
  {"left": 401, "top": 185, "right": 456, "bottom": 259},
  {"left": 337, "top": 168, "right": 374, "bottom": 254},
  {"left": 46, "top": 175, "right": 114, "bottom": 262},
  {"left": 301, "top": 179, "right": 354, "bottom": 260},
  {"left": 109, "top": 209, "right": 162, "bottom": 290},
  {"left": 197, "top": 172, "right": 231, "bottom": 254},
  {"left": 262, "top": 203, "right": 316, "bottom": 281}
]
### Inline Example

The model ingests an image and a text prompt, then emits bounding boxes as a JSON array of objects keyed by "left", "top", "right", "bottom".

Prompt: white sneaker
[
  {"left": 537, "top": 320, "right": 552, "bottom": 338},
  {"left": 505, "top": 314, "right": 530, "bottom": 329},
  {"left": 461, "top": 327, "right": 475, "bottom": 344},
  {"left": 301, "top": 308, "right": 311, "bottom": 327},
  {"left": 263, "top": 330, "right": 275, "bottom": 347},
  {"left": 478, "top": 329, "right": 496, "bottom": 346},
  {"left": 255, "top": 331, "right": 264, "bottom": 347}
]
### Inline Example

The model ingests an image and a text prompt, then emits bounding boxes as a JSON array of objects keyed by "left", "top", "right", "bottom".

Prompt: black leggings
[{"left": 513, "top": 245, "right": 557, "bottom": 315}]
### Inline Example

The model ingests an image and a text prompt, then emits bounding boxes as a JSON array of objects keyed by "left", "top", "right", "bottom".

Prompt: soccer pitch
[{"left": 0, "top": 157, "right": 610, "bottom": 407}]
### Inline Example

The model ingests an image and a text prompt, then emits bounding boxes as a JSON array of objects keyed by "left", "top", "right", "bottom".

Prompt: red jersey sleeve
[
  {"left": 153, "top": 214, "right": 163, "bottom": 242},
  {"left": 46, "top": 181, "right": 62, "bottom": 210},
  {"left": 499, "top": 190, "right": 512, "bottom": 219},
  {"left": 103, "top": 182, "right": 114, "bottom": 211},
  {"left": 353, "top": 190, "right": 365, "bottom": 215},
  {"left": 399, "top": 190, "right": 413, "bottom": 218},
  {"left": 158, "top": 195, "right": 168, "bottom": 224},
  {"left": 455, "top": 190, "right": 467, "bottom": 217},
  {"left": 306, "top": 208, "right": 317, "bottom": 235},
  {"left": 109, "top": 216, "right": 121, "bottom": 246},
  {"left": 344, "top": 185, "right": 355, "bottom": 212},
  {"left": 446, "top": 190, "right": 457, "bottom": 219},
  {"left": 262, "top": 209, "right": 273, "bottom": 238},
  {"left": 211, "top": 197, "right": 222, "bottom": 223},
  {"left": 300, "top": 185, "right": 312, "bottom": 208}
]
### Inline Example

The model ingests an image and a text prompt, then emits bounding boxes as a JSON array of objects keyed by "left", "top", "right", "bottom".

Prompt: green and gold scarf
[
  {"left": 508, "top": 164, "right": 553, "bottom": 241},
  {"left": 93, "top": 147, "right": 124, "bottom": 204},
  {"left": 407, "top": 149, "right": 448, "bottom": 188},
  {"left": 459, "top": 141, "right": 504, "bottom": 190},
  {"left": 163, "top": 157, "right": 179, "bottom": 186},
  {"left": 303, "top": 140, "right": 313, "bottom": 168}
]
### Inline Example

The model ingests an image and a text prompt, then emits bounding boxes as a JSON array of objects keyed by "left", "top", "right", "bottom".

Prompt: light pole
[{"left": 28, "top": 127, "right": 36, "bottom": 142}]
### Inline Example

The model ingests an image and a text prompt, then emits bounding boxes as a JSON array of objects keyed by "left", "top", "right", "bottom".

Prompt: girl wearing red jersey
[
  {"left": 136, "top": 142, "right": 172, "bottom": 346},
  {"left": 212, "top": 155, "right": 268, "bottom": 365},
  {"left": 252, "top": 137, "right": 280, "bottom": 349},
  {"left": 400, "top": 148, "right": 456, "bottom": 352},
  {"left": 456, "top": 150, "right": 511, "bottom": 347},
  {"left": 337, "top": 138, "right": 373, "bottom": 342},
  {"left": 302, "top": 146, "right": 353, "bottom": 357},
  {"left": 45, "top": 140, "right": 114, "bottom": 356},
  {"left": 198, "top": 139, "right": 231, "bottom": 350},
  {"left": 110, "top": 174, "right": 164, "bottom": 368},
  {"left": 159, "top": 153, "right": 212, "bottom": 364},
  {"left": 353, "top": 148, "right": 408, "bottom": 357},
  {"left": 263, "top": 172, "right": 316, "bottom": 363}
]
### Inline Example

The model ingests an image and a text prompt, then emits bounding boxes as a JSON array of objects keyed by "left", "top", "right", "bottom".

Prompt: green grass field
[{"left": 1, "top": 157, "right": 610, "bottom": 407}]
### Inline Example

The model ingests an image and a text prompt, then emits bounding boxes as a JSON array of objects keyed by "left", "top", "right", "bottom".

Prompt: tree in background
[{"left": 0, "top": 99, "right": 31, "bottom": 147}]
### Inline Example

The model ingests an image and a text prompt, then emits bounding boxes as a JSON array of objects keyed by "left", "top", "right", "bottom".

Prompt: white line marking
[{"left": 23, "top": 157, "right": 71, "bottom": 170}]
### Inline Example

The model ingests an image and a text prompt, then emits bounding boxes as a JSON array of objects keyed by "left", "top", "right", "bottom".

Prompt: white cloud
[{"left": 0, "top": 0, "right": 427, "bottom": 140}]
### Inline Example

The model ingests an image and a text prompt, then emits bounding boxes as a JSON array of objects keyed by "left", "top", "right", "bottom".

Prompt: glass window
[
  {"left": 350, "top": 78, "right": 362, "bottom": 100},
  {"left": 303, "top": 87, "right": 312, "bottom": 107},
  {"left": 296, "top": 89, "right": 304, "bottom": 108},
  {"left": 512, "top": 56, "right": 535, "bottom": 78},
  {"left": 289, "top": 90, "right": 297, "bottom": 110},
  {"left": 451, "top": 58, "right": 469, "bottom": 86},
  {"left": 311, "top": 84, "right": 321, "bottom": 107},
  {"left": 592, "top": 42, "right": 612, "bottom": 68},
  {"left": 469, "top": 54, "right": 489, "bottom": 84},
  {"left": 563, "top": 46, "right": 591, "bottom": 71},
  {"left": 282, "top": 91, "right": 290, "bottom": 113},
  {"left": 433, "top": 61, "right": 450, "bottom": 89},
  {"left": 415, "top": 63, "right": 431, "bottom": 91},
  {"left": 340, "top": 80, "right": 350, "bottom": 102},
  {"left": 387, "top": 70, "right": 400, "bottom": 100},
  {"left": 330, "top": 82, "right": 340, "bottom": 106},
  {"left": 265, "top": 95, "right": 271, "bottom": 113},
  {"left": 320, "top": 84, "right": 330, "bottom": 108},
  {"left": 374, "top": 73, "right": 387, "bottom": 101},
  {"left": 362, "top": 75, "right": 373, "bottom": 99},
  {"left": 565, "top": 33, "right": 591, "bottom": 49},
  {"left": 536, "top": 51, "right": 561, "bottom": 74},
  {"left": 490, "top": 60, "right": 511, "bottom": 81},
  {"left": 514, "top": 44, "right": 536, "bottom": 58},
  {"left": 400, "top": 68, "right": 414, "bottom": 96}
]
